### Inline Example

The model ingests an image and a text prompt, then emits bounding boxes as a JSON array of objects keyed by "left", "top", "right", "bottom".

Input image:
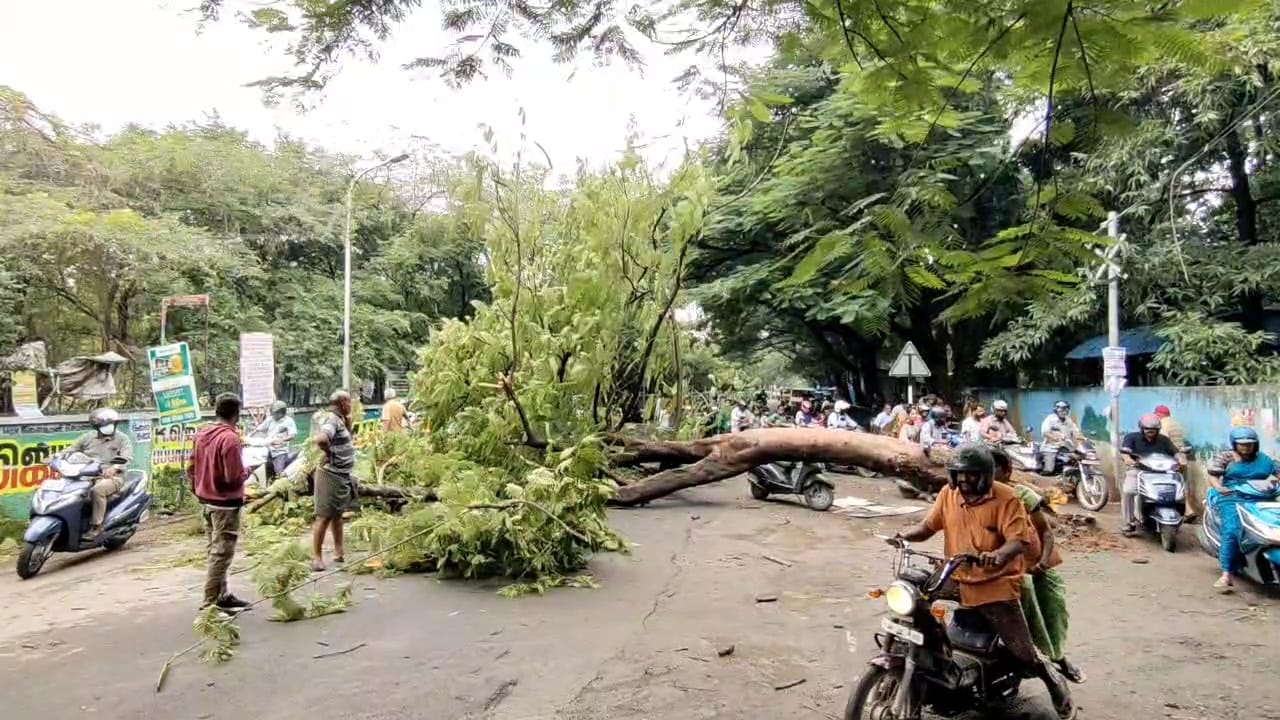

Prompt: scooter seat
[{"left": 946, "top": 608, "right": 999, "bottom": 653}]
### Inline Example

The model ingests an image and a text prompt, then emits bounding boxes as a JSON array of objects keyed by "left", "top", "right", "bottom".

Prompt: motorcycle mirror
[{"left": 1024, "top": 426, "right": 1034, "bottom": 434}]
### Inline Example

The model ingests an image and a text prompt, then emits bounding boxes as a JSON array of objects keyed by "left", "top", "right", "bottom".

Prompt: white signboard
[
  {"left": 239, "top": 333, "right": 275, "bottom": 408},
  {"left": 1102, "top": 346, "right": 1126, "bottom": 378},
  {"left": 888, "top": 341, "right": 931, "bottom": 378}
]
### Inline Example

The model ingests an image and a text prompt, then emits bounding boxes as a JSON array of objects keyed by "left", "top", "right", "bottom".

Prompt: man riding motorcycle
[
  {"left": 826, "top": 400, "right": 861, "bottom": 430},
  {"left": 895, "top": 444, "right": 1076, "bottom": 719},
  {"left": 1206, "top": 426, "right": 1279, "bottom": 592},
  {"left": 918, "top": 407, "right": 951, "bottom": 457},
  {"left": 1120, "top": 413, "right": 1187, "bottom": 537},
  {"left": 794, "top": 400, "right": 820, "bottom": 428},
  {"left": 251, "top": 400, "right": 298, "bottom": 478},
  {"left": 1038, "top": 401, "right": 1080, "bottom": 474},
  {"left": 981, "top": 399, "right": 1020, "bottom": 444},
  {"left": 62, "top": 408, "right": 134, "bottom": 541}
]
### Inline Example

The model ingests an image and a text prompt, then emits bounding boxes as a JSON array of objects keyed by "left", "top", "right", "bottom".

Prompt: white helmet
[
  {"left": 992, "top": 400, "right": 1008, "bottom": 411},
  {"left": 834, "top": 400, "right": 851, "bottom": 412}
]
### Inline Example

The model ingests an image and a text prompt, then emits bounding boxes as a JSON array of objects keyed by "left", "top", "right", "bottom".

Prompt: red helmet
[
  {"left": 1154, "top": 405, "right": 1171, "bottom": 418},
  {"left": 1139, "top": 413, "right": 1161, "bottom": 431}
]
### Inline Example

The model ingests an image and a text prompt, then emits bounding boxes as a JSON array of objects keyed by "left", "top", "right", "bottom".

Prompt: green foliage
[
  {"left": 1150, "top": 313, "right": 1280, "bottom": 386},
  {"left": 251, "top": 539, "right": 354, "bottom": 622},
  {"left": 150, "top": 466, "right": 199, "bottom": 515},
  {"left": 192, "top": 605, "right": 240, "bottom": 663},
  {"left": 346, "top": 436, "right": 625, "bottom": 589},
  {"left": 0, "top": 87, "right": 486, "bottom": 403}
]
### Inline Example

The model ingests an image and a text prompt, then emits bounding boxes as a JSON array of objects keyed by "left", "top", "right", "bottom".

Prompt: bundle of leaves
[
  {"left": 346, "top": 438, "right": 624, "bottom": 594},
  {"left": 250, "top": 539, "right": 354, "bottom": 622},
  {"left": 192, "top": 605, "right": 240, "bottom": 663}
]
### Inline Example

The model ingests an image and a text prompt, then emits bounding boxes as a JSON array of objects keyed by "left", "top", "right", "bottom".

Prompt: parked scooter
[
  {"left": 1122, "top": 448, "right": 1187, "bottom": 552},
  {"left": 1197, "top": 479, "right": 1280, "bottom": 586},
  {"left": 846, "top": 536, "right": 1032, "bottom": 719},
  {"left": 17, "top": 451, "right": 152, "bottom": 579},
  {"left": 1000, "top": 428, "right": 1108, "bottom": 511},
  {"left": 747, "top": 461, "right": 835, "bottom": 511}
]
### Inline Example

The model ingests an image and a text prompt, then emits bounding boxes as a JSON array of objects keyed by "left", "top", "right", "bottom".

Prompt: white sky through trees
[{"left": 1, "top": 0, "right": 740, "bottom": 172}]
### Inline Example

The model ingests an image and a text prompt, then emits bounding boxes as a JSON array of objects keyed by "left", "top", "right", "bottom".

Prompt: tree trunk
[
  {"left": 606, "top": 428, "right": 1049, "bottom": 507},
  {"left": 607, "top": 429, "right": 949, "bottom": 506}
]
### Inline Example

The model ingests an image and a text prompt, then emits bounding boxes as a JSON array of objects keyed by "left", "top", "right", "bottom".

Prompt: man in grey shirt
[
  {"left": 64, "top": 408, "right": 133, "bottom": 540},
  {"left": 311, "top": 390, "right": 356, "bottom": 571}
]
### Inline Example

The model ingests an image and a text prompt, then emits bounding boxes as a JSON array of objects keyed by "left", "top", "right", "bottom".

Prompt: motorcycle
[
  {"left": 17, "top": 451, "right": 152, "bottom": 579},
  {"left": 1000, "top": 429, "right": 1108, "bottom": 511},
  {"left": 243, "top": 435, "right": 302, "bottom": 490},
  {"left": 1197, "top": 479, "right": 1280, "bottom": 586},
  {"left": 845, "top": 537, "right": 1032, "bottom": 719},
  {"left": 825, "top": 424, "right": 881, "bottom": 478},
  {"left": 747, "top": 461, "right": 835, "bottom": 511},
  {"left": 1122, "top": 449, "right": 1187, "bottom": 552}
]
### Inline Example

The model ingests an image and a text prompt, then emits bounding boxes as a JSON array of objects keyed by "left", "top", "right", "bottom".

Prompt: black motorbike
[
  {"left": 845, "top": 537, "right": 1033, "bottom": 719},
  {"left": 747, "top": 461, "right": 834, "bottom": 511}
]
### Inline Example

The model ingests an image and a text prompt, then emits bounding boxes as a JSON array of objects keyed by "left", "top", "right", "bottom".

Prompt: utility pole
[
  {"left": 1096, "top": 212, "right": 1126, "bottom": 494},
  {"left": 342, "top": 153, "right": 410, "bottom": 391}
]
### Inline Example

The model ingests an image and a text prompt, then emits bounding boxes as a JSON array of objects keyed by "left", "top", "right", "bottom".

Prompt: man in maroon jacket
[{"left": 188, "top": 393, "right": 251, "bottom": 612}]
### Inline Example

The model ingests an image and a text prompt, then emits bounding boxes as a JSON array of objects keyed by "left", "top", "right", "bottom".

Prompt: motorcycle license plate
[
  {"left": 880, "top": 617, "right": 924, "bottom": 645},
  {"left": 41, "top": 479, "right": 66, "bottom": 492}
]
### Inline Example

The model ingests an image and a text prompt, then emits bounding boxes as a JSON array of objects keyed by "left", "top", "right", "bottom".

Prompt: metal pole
[
  {"left": 342, "top": 153, "right": 410, "bottom": 391},
  {"left": 1107, "top": 211, "right": 1122, "bottom": 492},
  {"left": 906, "top": 356, "right": 914, "bottom": 406}
]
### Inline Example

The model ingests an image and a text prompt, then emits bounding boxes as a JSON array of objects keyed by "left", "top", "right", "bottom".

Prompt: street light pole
[{"left": 342, "top": 153, "right": 410, "bottom": 392}]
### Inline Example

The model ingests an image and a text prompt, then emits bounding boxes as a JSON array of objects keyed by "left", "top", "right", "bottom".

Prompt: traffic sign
[{"left": 888, "top": 342, "right": 931, "bottom": 378}]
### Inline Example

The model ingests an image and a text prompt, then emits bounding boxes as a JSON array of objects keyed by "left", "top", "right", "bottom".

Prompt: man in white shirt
[
  {"left": 729, "top": 399, "right": 755, "bottom": 432},
  {"left": 827, "top": 400, "right": 861, "bottom": 431},
  {"left": 872, "top": 403, "right": 894, "bottom": 433},
  {"left": 1038, "top": 400, "right": 1081, "bottom": 473},
  {"left": 253, "top": 400, "right": 298, "bottom": 477}
]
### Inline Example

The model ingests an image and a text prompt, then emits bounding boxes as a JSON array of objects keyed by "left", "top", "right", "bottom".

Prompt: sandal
[
  {"left": 1213, "top": 576, "right": 1234, "bottom": 593},
  {"left": 1057, "top": 658, "right": 1086, "bottom": 684}
]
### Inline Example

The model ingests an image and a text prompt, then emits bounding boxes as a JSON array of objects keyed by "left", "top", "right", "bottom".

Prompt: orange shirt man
[{"left": 896, "top": 443, "right": 1076, "bottom": 720}]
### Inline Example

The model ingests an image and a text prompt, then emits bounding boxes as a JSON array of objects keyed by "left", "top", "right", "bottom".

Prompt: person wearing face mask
[
  {"left": 1120, "top": 413, "right": 1186, "bottom": 537},
  {"left": 252, "top": 400, "right": 298, "bottom": 478},
  {"left": 63, "top": 408, "right": 133, "bottom": 541},
  {"left": 894, "top": 443, "right": 1076, "bottom": 719}
]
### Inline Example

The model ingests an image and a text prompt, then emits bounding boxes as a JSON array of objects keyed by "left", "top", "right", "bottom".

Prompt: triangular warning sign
[{"left": 888, "top": 341, "right": 931, "bottom": 378}]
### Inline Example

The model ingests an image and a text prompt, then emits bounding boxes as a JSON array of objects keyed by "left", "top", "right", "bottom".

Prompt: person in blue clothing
[{"left": 1206, "top": 427, "right": 1280, "bottom": 592}]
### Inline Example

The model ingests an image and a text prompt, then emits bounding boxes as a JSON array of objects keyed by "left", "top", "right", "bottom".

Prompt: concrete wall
[
  {"left": 0, "top": 406, "right": 386, "bottom": 520},
  {"left": 975, "top": 385, "right": 1280, "bottom": 513}
]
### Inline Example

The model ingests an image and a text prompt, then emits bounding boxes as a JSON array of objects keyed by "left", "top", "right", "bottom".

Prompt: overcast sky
[{"left": 1, "top": 0, "right": 748, "bottom": 172}]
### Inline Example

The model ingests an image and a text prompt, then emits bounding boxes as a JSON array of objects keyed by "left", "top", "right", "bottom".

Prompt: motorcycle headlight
[
  {"left": 885, "top": 581, "right": 920, "bottom": 616},
  {"left": 33, "top": 490, "right": 79, "bottom": 515},
  {"left": 1240, "top": 508, "right": 1280, "bottom": 544}
]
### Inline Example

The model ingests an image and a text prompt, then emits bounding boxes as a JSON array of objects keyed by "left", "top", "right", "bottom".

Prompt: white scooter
[{"left": 243, "top": 436, "right": 304, "bottom": 490}]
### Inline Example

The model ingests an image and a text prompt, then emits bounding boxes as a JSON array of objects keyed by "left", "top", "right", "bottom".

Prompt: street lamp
[{"left": 342, "top": 152, "right": 410, "bottom": 391}]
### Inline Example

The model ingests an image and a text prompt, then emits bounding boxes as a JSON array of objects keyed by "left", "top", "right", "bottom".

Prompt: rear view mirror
[{"left": 1024, "top": 426, "right": 1034, "bottom": 434}]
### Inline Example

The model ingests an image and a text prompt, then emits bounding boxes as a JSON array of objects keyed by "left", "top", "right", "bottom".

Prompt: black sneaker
[{"left": 215, "top": 594, "right": 252, "bottom": 612}]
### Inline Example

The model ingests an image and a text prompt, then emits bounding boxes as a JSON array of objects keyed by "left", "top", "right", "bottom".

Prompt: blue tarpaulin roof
[{"left": 1065, "top": 325, "right": 1164, "bottom": 360}]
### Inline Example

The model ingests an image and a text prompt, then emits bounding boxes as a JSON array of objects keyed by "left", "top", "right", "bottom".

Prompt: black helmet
[{"left": 948, "top": 443, "right": 995, "bottom": 493}]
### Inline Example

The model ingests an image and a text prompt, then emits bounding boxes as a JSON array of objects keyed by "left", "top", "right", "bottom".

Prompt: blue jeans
[{"left": 1209, "top": 488, "right": 1243, "bottom": 573}]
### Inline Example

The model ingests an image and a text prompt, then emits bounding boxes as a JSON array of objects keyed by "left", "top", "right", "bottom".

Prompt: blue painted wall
[{"left": 975, "top": 386, "right": 1280, "bottom": 460}]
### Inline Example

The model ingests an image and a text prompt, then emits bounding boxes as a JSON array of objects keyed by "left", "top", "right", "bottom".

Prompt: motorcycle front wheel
[
  {"left": 845, "top": 665, "right": 913, "bottom": 720},
  {"left": 1160, "top": 525, "right": 1178, "bottom": 552},
  {"left": 748, "top": 479, "right": 770, "bottom": 501},
  {"left": 1074, "top": 470, "right": 1109, "bottom": 511},
  {"left": 16, "top": 536, "right": 54, "bottom": 580}
]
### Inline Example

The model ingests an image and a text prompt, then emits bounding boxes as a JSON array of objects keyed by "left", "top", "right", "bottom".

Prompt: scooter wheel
[
  {"left": 805, "top": 483, "right": 835, "bottom": 511},
  {"left": 1160, "top": 525, "right": 1177, "bottom": 553},
  {"left": 16, "top": 538, "right": 53, "bottom": 580},
  {"left": 749, "top": 481, "right": 770, "bottom": 501}
]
